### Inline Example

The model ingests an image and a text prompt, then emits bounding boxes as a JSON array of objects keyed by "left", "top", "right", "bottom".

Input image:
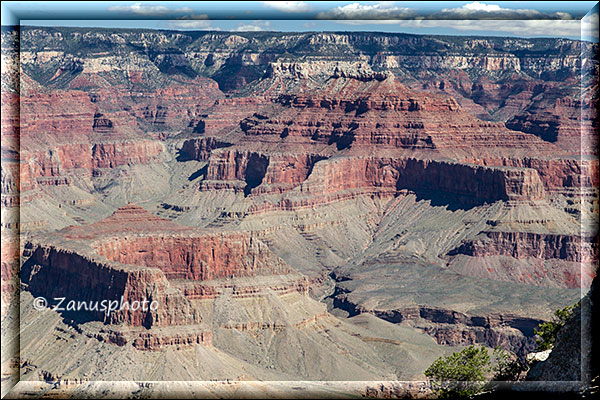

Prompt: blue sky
[{"left": 3, "top": 1, "right": 598, "bottom": 41}]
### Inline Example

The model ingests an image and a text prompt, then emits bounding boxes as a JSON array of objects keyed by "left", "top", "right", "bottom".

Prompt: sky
[{"left": 2, "top": 1, "right": 598, "bottom": 41}]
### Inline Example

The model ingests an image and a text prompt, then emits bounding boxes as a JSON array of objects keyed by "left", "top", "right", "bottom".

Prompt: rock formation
[{"left": 1, "top": 26, "right": 597, "bottom": 390}]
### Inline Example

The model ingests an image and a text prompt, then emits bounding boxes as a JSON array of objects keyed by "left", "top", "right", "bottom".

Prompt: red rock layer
[
  {"left": 21, "top": 243, "right": 201, "bottom": 329},
  {"left": 1, "top": 234, "right": 19, "bottom": 317},
  {"left": 239, "top": 76, "right": 557, "bottom": 152},
  {"left": 202, "top": 150, "right": 327, "bottom": 195},
  {"left": 505, "top": 95, "right": 593, "bottom": 153},
  {"left": 202, "top": 151, "right": 546, "bottom": 205},
  {"left": 95, "top": 233, "right": 291, "bottom": 281},
  {"left": 16, "top": 73, "right": 226, "bottom": 191},
  {"left": 1, "top": 92, "right": 20, "bottom": 146},
  {"left": 22, "top": 204, "right": 305, "bottom": 336},
  {"left": 63, "top": 203, "right": 186, "bottom": 239},
  {"left": 21, "top": 141, "right": 164, "bottom": 190},
  {"left": 303, "top": 157, "right": 546, "bottom": 203},
  {"left": 19, "top": 91, "right": 96, "bottom": 146},
  {"left": 464, "top": 156, "right": 599, "bottom": 194},
  {"left": 87, "top": 81, "right": 224, "bottom": 139},
  {"left": 192, "top": 96, "right": 268, "bottom": 135}
]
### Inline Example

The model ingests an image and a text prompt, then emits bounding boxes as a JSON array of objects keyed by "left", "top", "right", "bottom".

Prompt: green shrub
[
  {"left": 492, "top": 347, "right": 528, "bottom": 381},
  {"left": 425, "top": 345, "right": 491, "bottom": 398},
  {"left": 534, "top": 303, "right": 576, "bottom": 351}
]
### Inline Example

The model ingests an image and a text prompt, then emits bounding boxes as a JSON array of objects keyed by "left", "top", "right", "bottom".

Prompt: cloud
[
  {"left": 233, "top": 21, "right": 272, "bottom": 32},
  {"left": 462, "top": 1, "right": 502, "bottom": 12},
  {"left": 436, "top": 2, "right": 572, "bottom": 20},
  {"left": 581, "top": 12, "right": 599, "bottom": 41},
  {"left": 392, "top": 19, "right": 582, "bottom": 38},
  {"left": 169, "top": 21, "right": 212, "bottom": 29},
  {"left": 168, "top": 14, "right": 215, "bottom": 30},
  {"left": 263, "top": 1, "right": 311, "bottom": 13},
  {"left": 108, "top": 3, "right": 192, "bottom": 16},
  {"left": 318, "top": 1, "right": 575, "bottom": 22},
  {"left": 317, "top": 2, "right": 416, "bottom": 20}
]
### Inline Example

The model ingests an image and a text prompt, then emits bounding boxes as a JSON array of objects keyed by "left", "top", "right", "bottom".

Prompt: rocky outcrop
[
  {"left": 268, "top": 61, "right": 386, "bottom": 81},
  {"left": 464, "top": 156, "right": 599, "bottom": 194},
  {"left": 202, "top": 151, "right": 546, "bottom": 207},
  {"left": 16, "top": 139, "right": 164, "bottom": 195},
  {"left": 21, "top": 243, "right": 202, "bottom": 329},
  {"left": 19, "top": 204, "right": 310, "bottom": 351},
  {"left": 132, "top": 330, "right": 213, "bottom": 350},
  {"left": 527, "top": 273, "right": 598, "bottom": 382},
  {"left": 178, "top": 275, "right": 309, "bottom": 300},
  {"left": 202, "top": 150, "right": 327, "bottom": 196},
  {"left": 445, "top": 230, "right": 598, "bottom": 289},
  {"left": 239, "top": 75, "right": 556, "bottom": 153},
  {"left": 90, "top": 141, "right": 164, "bottom": 169},
  {"left": 449, "top": 231, "right": 598, "bottom": 263},
  {"left": 506, "top": 96, "right": 594, "bottom": 153},
  {"left": 178, "top": 137, "right": 233, "bottom": 161},
  {"left": 306, "top": 158, "right": 546, "bottom": 204},
  {"left": 332, "top": 293, "right": 542, "bottom": 356}
]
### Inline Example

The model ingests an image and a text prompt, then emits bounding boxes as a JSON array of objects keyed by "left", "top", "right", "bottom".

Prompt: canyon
[{"left": 1, "top": 26, "right": 598, "bottom": 394}]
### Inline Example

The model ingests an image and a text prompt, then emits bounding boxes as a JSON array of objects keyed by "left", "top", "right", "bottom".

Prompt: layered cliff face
[
  {"left": 3, "top": 26, "right": 597, "bottom": 385},
  {"left": 95, "top": 233, "right": 291, "bottom": 280},
  {"left": 446, "top": 230, "right": 597, "bottom": 289},
  {"left": 196, "top": 150, "right": 548, "bottom": 209},
  {"left": 239, "top": 75, "right": 562, "bottom": 154},
  {"left": 22, "top": 243, "right": 202, "bottom": 329},
  {"left": 20, "top": 204, "right": 310, "bottom": 347},
  {"left": 449, "top": 231, "right": 597, "bottom": 263},
  {"left": 16, "top": 203, "right": 464, "bottom": 382},
  {"left": 16, "top": 28, "right": 595, "bottom": 143}
]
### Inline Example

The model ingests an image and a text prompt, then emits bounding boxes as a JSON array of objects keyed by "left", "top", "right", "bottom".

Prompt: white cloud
[
  {"left": 169, "top": 20, "right": 212, "bottom": 29},
  {"left": 317, "top": 2, "right": 415, "bottom": 20},
  {"left": 462, "top": 2, "right": 502, "bottom": 12},
  {"left": 316, "top": 1, "right": 577, "bottom": 25},
  {"left": 437, "top": 2, "right": 571, "bottom": 20},
  {"left": 263, "top": 1, "right": 311, "bottom": 13},
  {"left": 233, "top": 21, "right": 272, "bottom": 32},
  {"left": 168, "top": 15, "right": 215, "bottom": 30},
  {"left": 393, "top": 19, "right": 582, "bottom": 38},
  {"left": 233, "top": 24, "right": 266, "bottom": 32},
  {"left": 108, "top": 3, "right": 192, "bottom": 16}
]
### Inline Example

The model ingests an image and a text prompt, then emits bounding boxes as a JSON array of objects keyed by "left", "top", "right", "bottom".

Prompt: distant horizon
[
  {"left": 2, "top": 1, "right": 597, "bottom": 42},
  {"left": 6, "top": 21, "right": 598, "bottom": 43}
]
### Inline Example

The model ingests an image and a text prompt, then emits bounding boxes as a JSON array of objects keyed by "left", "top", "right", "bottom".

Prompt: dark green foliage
[
  {"left": 491, "top": 347, "right": 528, "bottom": 381},
  {"left": 425, "top": 345, "right": 491, "bottom": 398},
  {"left": 534, "top": 303, "right": 576, "bottom": 351}
]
